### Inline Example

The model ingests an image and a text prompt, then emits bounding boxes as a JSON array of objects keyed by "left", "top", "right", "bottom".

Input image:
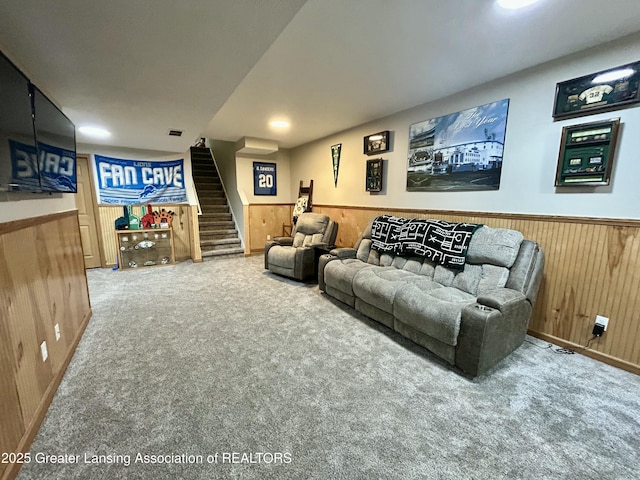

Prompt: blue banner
[
  {"left": 9, "top": 139, "right": 77, "bottom": 192},
  {"left": 94, "top": 155, "right": 187, "bottom": 205}
]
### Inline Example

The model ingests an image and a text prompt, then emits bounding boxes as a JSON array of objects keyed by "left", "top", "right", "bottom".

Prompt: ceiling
[{"left": 1, "top": 0, "right": 640, "bottom": 153}]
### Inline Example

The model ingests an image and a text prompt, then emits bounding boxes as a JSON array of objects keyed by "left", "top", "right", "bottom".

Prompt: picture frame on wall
[
  {"left": 554, "top": 118, "right": 620, "bottom": 187},
  {"left": 366, "top": 158, "right": 383, "bottom": 192},
  {"left": 364, "top": 131, "right": 390, "bottom": 155},
  {"left": 253, "top": 162, "right": 277, "bottom": 195},
  {"left": 552, "top": 61, "right": 640, "bottom": 119}
]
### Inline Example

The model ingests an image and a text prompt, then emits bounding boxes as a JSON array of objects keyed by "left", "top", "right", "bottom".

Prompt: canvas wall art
[{"left": 406, "top": 99, "right": 510, "bottom": 191}]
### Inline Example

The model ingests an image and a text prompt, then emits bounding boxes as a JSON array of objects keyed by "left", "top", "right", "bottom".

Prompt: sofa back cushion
[
  {"left": 292, "top": 213, "right": 329, "bottom": 247},
  {"left": 352, "top": 218, "right": 527, "bottom": 297},
  {"left": 466, "top": 226, "right": 523, "bottom": 268}
]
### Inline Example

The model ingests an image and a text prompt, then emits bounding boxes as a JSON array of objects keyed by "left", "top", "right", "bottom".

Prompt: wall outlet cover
[
  {"left": 40, "top": 341, "right": 48, "bottom": 362},
  {"left": 595, "top": 315, "right": 609, "bottom": 330},
  {"left": 54, "top": 323, "right": 61, "bottom": 341}
]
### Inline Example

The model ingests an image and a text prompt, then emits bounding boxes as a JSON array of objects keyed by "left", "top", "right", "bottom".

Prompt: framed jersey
[{"left": 553, "top": 61, "right": 640, "bottom": 119}]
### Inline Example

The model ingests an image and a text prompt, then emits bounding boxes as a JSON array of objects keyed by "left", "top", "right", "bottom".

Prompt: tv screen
[
  {"left": 0, "top": 51, "right": 41, "bottom": 192},
  {"left": 32, "top": 85, "right": 77, "bottom": 193}
]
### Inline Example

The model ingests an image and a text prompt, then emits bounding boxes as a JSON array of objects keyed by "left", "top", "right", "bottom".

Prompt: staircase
[{"left": 190, "top": 147, "right": 244, "bottom": 258}]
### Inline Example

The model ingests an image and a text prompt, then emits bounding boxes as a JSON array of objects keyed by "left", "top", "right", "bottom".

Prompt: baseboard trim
[
  {"left": 528, "top": 331, "right": 640, "bottom": 376},
  {"left": 3, "top": 309, "right": 93, "bottom": 480}
]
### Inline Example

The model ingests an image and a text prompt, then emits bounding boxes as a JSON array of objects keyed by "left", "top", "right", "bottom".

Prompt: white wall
[{"left": 290, "top": 32, "right": 640, "bottom": 220}]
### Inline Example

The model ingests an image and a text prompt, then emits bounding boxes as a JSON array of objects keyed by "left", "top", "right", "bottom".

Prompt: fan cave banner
[{"left": 94, "top": 155, "right": 187, "bottom": 205}]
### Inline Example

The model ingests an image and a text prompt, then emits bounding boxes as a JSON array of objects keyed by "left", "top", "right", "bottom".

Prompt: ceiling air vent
[{"left": 168, "top": 129, "right": 184, "bottom": 137}]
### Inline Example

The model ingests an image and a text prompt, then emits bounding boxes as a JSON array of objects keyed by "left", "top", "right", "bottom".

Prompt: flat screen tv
[
  {"left": 32, "top": 85, "right": 77, "bottom": 192},
  {"left": 0, "top": 51, "right": 41, "bottom": 192}
]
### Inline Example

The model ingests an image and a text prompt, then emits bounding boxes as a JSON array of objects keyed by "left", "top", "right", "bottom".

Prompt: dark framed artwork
[
  {"left": 364, "top": 131, "right": 390, "bottom": 155},
  {"left": 554, "top": 118, "right": 620, "bottom": 187},
  {"left": 553, "top": 61, "right": 640, "bottom": 119},
  {"left": 366, "top": 158, "right": 383, "bottom": 192},
  {"left": 253, "top": 162, "right": 277, "bottom": 195}
]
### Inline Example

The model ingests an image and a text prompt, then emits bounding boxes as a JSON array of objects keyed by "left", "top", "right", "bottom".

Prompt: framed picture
[
  {"left": 366, "top": 158, "right": 383, "bottom": 192},
  {"left": 253, "top": 162, "right": 277, "bottom": 195},
  {"left": 553, "top": 61, "right": 640, "bottom": 119},
  {"left": 554, "top": 118, "right": 620, "bottom": 187},
  {"left": 364, "top": 131, "right": 390, "bottom": 155},
  {"left": 406, "top": 99, "right": 510, "bottom": 191}
]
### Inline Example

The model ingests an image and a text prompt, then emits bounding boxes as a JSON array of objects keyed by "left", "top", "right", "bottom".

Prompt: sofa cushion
[
  {"left": 267, "top": 245, "right": 296, "bottom": 269},
  {"left": 394, "top": 285, "right": 476, "bottom": 346},
  {"left": 467, "top": 226, "right": 524, "bottom": 268},
  {"left": 324, "top": 258, "right": 375, "bottom": 296},
  {"left": 352, "top": 267, "right": 420, "bottom": 314}
]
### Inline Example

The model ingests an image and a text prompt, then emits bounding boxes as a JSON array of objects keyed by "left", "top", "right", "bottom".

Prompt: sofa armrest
[
  {"left": 318, "top": 254, "right": 341, "bottom": 292},
  {"left": 456, "top": 290, "right": 532, "bottom": 377},
  {"left": 477, "top": 288, "right": 527, "bottom": 312},
  {"left": 273, "top": 236, "right": 294, "bottom": 246},
  {"left": 330, "top": 247, "right": 357, "bottom": 259}
]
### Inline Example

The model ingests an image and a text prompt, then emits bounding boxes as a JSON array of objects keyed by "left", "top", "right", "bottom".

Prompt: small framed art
[
  {"left": 364, "top": 131, "right": 390, "bottom": 155},
  {"left": 366, "top": 158, "right": 383, "bottom": 192}
]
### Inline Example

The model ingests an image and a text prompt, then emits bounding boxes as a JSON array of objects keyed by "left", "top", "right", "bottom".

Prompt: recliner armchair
[{"left": 265, "top": 212, "right": 338, "bottom": 281}]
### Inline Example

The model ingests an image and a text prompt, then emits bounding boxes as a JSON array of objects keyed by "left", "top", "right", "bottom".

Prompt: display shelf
[{"left": 115, "top": 228, "right": 175, "bottom": 270}]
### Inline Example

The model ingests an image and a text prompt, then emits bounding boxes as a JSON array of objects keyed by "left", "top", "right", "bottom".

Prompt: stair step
[
  {"left": 194, "top": 183, "right": 223, "bottom": 191},
  {"left": 200, "top": 238, "right": 241, "bottom": 247},
  {"left": 198, "top": 191, "right": 226, "bottom": 199},
  {"left": 199, "top": 220, "right": 235, "bottom": 229},
  {"left": 201, "top": 247, "right": 245, "bottom": 258},
  {"left": 199, "top": 212, "right": 231, "bottom": 220},
  {"left": 199, "top": 231, "right": 238, "bottom": 241},
  {"left": 199, "top": 227, "right": 237, "bottom": 235},
  {"left": 199, "top": 197, "right": 227, "bottom": 205},
  {"left": 193, "top": 175, "right": 222, "bottom": 184}
]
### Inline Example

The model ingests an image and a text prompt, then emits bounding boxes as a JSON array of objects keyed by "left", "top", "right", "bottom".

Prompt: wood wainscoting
[
  {"left": 0, "top": 211, "right": 92, "bottom": 480},
  {"left": 245, "top": 203, "right": 293, "bottom": 254},
  {"left": 307, "top": 205, "right": 640, "bottom": 376}
]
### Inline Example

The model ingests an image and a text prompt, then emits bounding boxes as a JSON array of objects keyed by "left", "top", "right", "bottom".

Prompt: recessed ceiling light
[
  {"left": 270, "top": 120, "right": 290, "bottom": 128},
  {"left": 78, "top": 126, "right": 111, "bottom": 138},
  {"left": 496, "top": 0, "right": 541, "bottom": 9}
]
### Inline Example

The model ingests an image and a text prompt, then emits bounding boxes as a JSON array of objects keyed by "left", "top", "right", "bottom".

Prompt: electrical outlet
[
  {"left": 267, "top": 234, "right": 271, "bottom": 240},
  {"left": 54, "top": 323, "right": 61, "bottom": 341},
  {"left": 40, "top": 341, "right": 48, "bottom": 362},
  {"left": 595, "top": 315, "right": 609, "bottom": 330}
]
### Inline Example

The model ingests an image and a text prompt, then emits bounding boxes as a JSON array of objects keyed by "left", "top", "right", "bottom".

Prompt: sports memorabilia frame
[
  {"left": 552, "top": 61, "right": 640, "bottom": 119},
  {"left": 554, "top": 118, "right": 620, "bottom": 187}
]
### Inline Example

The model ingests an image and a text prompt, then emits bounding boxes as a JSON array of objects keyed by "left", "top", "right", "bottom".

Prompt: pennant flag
[{"left": 331, "top": 143, "right": 341, "bottom": 188}]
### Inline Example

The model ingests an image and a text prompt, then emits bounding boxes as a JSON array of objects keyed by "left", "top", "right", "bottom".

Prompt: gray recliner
[{"left": 265, "top": 212, "right": 338, "bottom": 281}]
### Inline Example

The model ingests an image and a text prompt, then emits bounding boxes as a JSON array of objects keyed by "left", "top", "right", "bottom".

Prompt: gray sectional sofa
[{"left": 319, "top": 217, "right": 545, "bottom": 377}]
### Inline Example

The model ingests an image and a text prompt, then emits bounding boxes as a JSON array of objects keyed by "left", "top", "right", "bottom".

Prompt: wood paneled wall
[
  {"left": 312, "top": 205, "right": 640, "bottom": 375},
  {"left": 0, "top": 211, "right": 92, "bottom": 480},
  {"left": 245, "top": 204, "right": 293, "bottom": 254},
  {"left": 97, "top": 205, "right": 194, "bottom": 266}
]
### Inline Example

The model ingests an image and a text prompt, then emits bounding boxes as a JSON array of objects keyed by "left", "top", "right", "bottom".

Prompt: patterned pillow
[{"left": 292, "top": 196, "right": 308, "bottom": 218}]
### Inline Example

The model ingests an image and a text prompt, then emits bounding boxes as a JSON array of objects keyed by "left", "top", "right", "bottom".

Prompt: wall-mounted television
[
  {"left": 0, "top": 50, "right": 76, "bottom": 194},
  {"left": 33, "top": 85, "right": 77, "bottom": 192},
  {"left": 0, "top": 51, "right": 41, "bottom": 192}
]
